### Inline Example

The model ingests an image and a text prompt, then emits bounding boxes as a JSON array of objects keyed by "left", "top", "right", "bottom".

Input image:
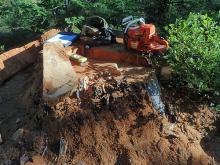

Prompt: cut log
[
  {"left": 43, "top": 42, "right": 77, "bottom": 101},
  {"left": 0, "top": 29, "right": 60, "bottom": 85}
]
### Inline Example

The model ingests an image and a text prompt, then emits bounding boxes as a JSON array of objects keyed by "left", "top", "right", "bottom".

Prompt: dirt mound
[
  {"left": 30, "top": 68, "right": 220, "bottom": 164},
  {"left": 0, "top": 65, "right": 219, "bottom": 165},
  {"left": 34, "top": 98, "right": 216, "bottom": 165}
]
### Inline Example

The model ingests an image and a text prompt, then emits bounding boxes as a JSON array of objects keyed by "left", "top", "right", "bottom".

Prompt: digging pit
[{"left": 0, "top": 31, "right": 219, "bottom": 165}]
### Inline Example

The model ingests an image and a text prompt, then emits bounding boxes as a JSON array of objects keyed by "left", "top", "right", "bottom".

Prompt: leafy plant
[
  {"left": 0, "top": 1, "right": 50, "bottom": 32},
  {"left": 65, "top": 16, "right": 85, "bottom": 33},
  {"left": 0, "top": 45, "right": 5, "bottom": 52},
  {"left": 216, "top": 105, "right": 220, "bottom": 111},
  {"left": 165, "top": 13, "right": 220, "bottom": 93}
]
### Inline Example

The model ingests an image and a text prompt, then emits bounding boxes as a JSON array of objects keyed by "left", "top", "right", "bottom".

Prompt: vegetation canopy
[{"left": 166, "top": 13, "right": 220, "bottom": 94}]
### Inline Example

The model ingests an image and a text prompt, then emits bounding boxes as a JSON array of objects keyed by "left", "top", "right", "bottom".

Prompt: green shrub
[
  {"left": 216, "top": 104, "right": 220, "bottom": 111},
  {"left": 65, "top": 16, "right": 85, "bottom": 33},
  {"left": 0, "top": 1, "right": 50, "bottom": 33},
  {"left": 165, "top": 13, "right": 220, "bottom": 94},
  {"left": 0, "top": 45, "right": 4, "bottom": 52}
]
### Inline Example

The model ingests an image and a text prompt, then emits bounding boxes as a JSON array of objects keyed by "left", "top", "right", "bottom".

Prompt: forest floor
[{"left": 0, "top": 63, "right": 220, "bottom": 165}]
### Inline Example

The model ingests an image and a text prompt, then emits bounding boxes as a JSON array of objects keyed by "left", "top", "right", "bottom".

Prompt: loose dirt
[
  {"left": 0, "top": 35, "right": 220, "bottom": 165},
  {"left": 0, "top": 64, "right": 219, "bottom": 165}
]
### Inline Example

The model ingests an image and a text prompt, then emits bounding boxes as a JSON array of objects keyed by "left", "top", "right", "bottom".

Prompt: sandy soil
[{"left": 0, "top": 64, "right": 219, "bottom": 165}]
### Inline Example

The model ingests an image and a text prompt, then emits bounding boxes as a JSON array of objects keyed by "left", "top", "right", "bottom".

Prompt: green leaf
[{"left": 216, "top": 105, "right": 220, "bottom": 112}]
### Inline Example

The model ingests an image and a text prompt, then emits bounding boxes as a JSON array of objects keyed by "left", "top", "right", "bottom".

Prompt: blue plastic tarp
[{"left": 45, "top": 32, "right": 79, "bottom": 47}]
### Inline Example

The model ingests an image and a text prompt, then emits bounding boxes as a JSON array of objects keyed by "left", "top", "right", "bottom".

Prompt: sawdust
[{"left": 0, "top": 65, "right": 219, "bottom": 165}]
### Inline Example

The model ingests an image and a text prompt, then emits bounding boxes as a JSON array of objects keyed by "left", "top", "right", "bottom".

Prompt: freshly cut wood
[{"left": 43, "top": 42, "right": 77, "bottom": 101}]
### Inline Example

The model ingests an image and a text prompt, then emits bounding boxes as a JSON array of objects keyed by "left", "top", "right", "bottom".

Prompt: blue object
[
  {"left": 46, "top": 32, "right": 80, "bottom": 47},
  {"left": 146, "top": 77, "right": 165, "bottom": 115}
]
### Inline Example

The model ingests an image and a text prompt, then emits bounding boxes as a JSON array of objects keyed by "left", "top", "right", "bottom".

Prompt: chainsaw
[{"left": 122, "top": 16, "right": 168, "bottom": 54}]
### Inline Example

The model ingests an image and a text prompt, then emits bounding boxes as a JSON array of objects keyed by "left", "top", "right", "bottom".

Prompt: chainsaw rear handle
[
  {"left": 122, "top": 17, "right": 145, "bottom": 34},
  {"left": 122, "top": 16, "right": 133, "bottom": 26}
]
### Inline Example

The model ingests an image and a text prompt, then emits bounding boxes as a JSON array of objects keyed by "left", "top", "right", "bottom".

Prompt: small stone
[
  {"left": 16, "top": 118, "right": 21, "bottom": 124},
  {"left": 12, "top": 128, "right": 24, "bottom": 141}
]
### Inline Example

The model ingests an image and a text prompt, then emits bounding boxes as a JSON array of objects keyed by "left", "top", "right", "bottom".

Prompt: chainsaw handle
[{"left": 123, "top": 18, "right": 145, "bottom": 34}]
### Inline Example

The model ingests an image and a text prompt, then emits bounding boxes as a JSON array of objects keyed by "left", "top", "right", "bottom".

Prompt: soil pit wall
[
  {"left": 0, "top": 29, "right": 60, "bottom": 85},
  {"left": 0, "top": 41, "right": 218, "bottom": 165}
]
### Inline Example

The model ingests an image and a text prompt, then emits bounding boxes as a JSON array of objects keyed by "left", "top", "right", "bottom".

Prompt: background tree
[{"left": 0, "top": 0, "right": 219, "bottom": 49}]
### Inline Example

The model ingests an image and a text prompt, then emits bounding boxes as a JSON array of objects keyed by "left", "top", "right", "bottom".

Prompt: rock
[
  {"left": 12, "top": 128, "right": 24, "bottom": 141},
  {"left": 16, "top": 118, "right": 21, "bottom": 124}
]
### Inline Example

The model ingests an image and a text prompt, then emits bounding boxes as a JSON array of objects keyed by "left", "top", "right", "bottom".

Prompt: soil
[
  {"left": 0, "top": 64, "right": 219, "bottom": 165},
  {"left": 0, "top": 32, "right": 220, "bottom": 165}
]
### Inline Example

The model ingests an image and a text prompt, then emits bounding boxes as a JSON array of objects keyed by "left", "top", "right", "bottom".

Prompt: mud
[{"left": 0, "top": 64, "right": 219, "bottom": 165}]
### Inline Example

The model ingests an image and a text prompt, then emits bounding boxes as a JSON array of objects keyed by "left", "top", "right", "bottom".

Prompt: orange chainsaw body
[{"left": 126, "top": 24, "right": 168, "bottom": 53}]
